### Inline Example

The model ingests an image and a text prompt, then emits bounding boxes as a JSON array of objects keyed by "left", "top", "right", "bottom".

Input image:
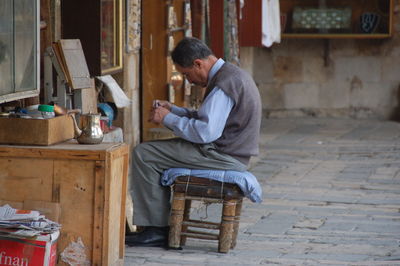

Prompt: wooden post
[
  {"left": 180, "top": 199, "right": 192, "bottom": 245},
  {"left": 231, "top": 198, "right": 242, "bottom": 249},
  {"left": 218, "top": 199, "right": 236, "bottom": 253},
  {"left": 169, "top": 192, "right": 186, "bottom": 248}
]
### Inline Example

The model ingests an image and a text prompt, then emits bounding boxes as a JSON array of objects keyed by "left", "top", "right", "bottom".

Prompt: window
[{"left": 0, "top": 0, "right": 39, "bottom": 103}]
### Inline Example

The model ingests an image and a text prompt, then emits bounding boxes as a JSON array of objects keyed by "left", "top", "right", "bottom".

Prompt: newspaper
[
  {"left": 0, "top": 204, "right": 61, "bottom": 238},
  {"left": 0, "top": 204, "right": 41, "bottom": 221}
]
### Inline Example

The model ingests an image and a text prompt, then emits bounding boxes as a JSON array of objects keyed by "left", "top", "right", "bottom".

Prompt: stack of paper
[{"left": 0, "top": 204, "right": 61, "bottom": 238}]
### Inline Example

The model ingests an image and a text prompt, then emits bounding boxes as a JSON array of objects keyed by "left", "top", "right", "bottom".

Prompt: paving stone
[
  {"left": 124, "top": 118, "right": 400, "bottom": 265},
  {"left": 245, "top": 213, "right": 299, "bottom": 235},
  {"left": 339, "top": 125, "right": 382, "bottom": 140}
]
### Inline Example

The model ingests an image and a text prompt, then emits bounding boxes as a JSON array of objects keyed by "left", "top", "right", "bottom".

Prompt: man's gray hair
[{"left": 171, "top": 37, "right": 213, "bottom": 68}]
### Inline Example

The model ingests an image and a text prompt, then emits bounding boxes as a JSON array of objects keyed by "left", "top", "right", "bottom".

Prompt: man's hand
[
  {"left": 153, "top": 100, "right": 172, "bottom": 111},
  {"left": 149, "top": 106, "right": 170, "bottom": 124}
]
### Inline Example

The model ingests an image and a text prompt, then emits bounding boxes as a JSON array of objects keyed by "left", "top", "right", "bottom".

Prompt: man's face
[{"left": 175, "top": 60, "right": 208, "bottom": 87}]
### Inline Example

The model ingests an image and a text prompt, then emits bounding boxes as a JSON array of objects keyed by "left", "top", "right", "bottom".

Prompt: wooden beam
[{"left": 209, "top": 0, "right": 224, "bottom": 58}]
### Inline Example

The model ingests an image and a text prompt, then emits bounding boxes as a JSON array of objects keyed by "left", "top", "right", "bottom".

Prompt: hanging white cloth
[
  {"left": 262, "top": 0, "right": 281, "bottom": 47},
  {"left": 239, "top": 0, "right": 245, "bottom": 19}
]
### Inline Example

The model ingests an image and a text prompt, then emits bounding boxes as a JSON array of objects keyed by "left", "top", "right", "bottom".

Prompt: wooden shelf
[{"left": 282, "top": 33, "right": 392, "bottom": 39}]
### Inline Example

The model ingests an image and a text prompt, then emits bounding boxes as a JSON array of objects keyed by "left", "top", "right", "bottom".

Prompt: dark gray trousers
[{"left": 130, "top": 138, "right": 247, "bottom": 226}]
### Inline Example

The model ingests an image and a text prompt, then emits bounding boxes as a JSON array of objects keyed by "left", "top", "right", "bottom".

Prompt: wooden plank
[
  {"left": 190, "top": 0, "right": 203, "bottom": 38},
  {"left": 55, "top": 159, "right": 97, "bottom": 264},
  {"left": 184, "top": 219, "right": 220, "bottom": 229},
  {"left": 389, "top": 0, "right": 394, "bottom": 36},
  {"left": 104, "top": 154, "right": 125, "bottom": 264},
  {"left": 182, "top": 231, "right": 219, "bottom": 240},
  {"left": 58, "top": 39, "right": 92, "bottom": 89},
  {"left": 219, "top": 199, "right": 236, "bottom": 253},
  {"left": 186, "top": 229, "right": 219, "bottom": 237},
  {"left": 80, "top": 79, "right": 98, "bottom": 114},
  {"left": 102, "top": 156, "right": 110, "bottom": 265},
  {"left": 0, "top": 142, "right": 127, "bottom": 161},
  {"left": 109, "top": 143, "right": 129, "bottom": 159},
  {"left": 119, "top": 153, "right": 129, "bottom": 259},
  {"left": 40, "top": 0, "right": 53, "bottom": 56},
  {"left": 0, "top": 115, "right": 74, "bottom": 146},
  {"left": 0, "top": 158, "right": 54, "bottom": 202},
  {"left": 93, "top": 160, "right": 105, "bottom": 266},
  {"left": 169, "top": 192, "right": 186, "bottom": 248},
  {"left": 141, "top": 0, "right": 186, "bottom": 141},
  {"left": 209, "top": 0, "right": 224, "bottom": 58},
  {"left": 142, "top": 1, "right": 169, "bottom": 141},
  {"left": 282, "top": 34, "right": 392, "bottom": 39},
  {"left": 0, "top": 147, "right": 104, "bottom": 161},
  {"left": 238, "top": 0, "right": 262, "bottom": 47},
  {"left": 52, "top": 42, "right": 70, "bottom": 84}
]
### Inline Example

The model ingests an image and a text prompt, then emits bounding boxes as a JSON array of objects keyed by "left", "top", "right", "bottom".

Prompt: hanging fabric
[
  {"left": 262, "top": 0, "right": 281, "bottom": 47},
  {"left": 239, "top": 0, "right": 245, "bottom": 19}
]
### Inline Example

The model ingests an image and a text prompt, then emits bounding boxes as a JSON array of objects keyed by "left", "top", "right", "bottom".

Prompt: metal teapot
[{"left": 71, "top": 113, "right": 104, "bottom": 144}]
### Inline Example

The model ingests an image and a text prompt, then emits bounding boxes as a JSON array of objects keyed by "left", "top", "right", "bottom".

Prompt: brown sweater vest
[{"left": 205, "top": 62, "right": 262, "bottom": 165}]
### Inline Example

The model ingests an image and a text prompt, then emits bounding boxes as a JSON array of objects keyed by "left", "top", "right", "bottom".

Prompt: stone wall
[{"left": 241, "top": 4, "right": 400, "bottom": 120}]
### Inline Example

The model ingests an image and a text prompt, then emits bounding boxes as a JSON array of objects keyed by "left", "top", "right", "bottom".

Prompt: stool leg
[
  {"left": 169, "top": 192, "right": 185, "bottom": 249},
  {"left": 180, "top": 199, "right": 191, "bottom": 246},
  {"left": 218, "top": 199, "right": 236, "bottom": 253},
  {"left": 231, "top": 198, "right": 243, "bottom": 249}
]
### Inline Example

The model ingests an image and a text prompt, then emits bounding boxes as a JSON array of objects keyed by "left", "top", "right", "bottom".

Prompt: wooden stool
[{"left": 168, "top": 175, "right": 244, "bottom": 253}]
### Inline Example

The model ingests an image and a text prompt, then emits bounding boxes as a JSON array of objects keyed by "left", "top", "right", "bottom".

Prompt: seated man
[{"left": 126, "top": 37, "right": 262, "bottom": 247}]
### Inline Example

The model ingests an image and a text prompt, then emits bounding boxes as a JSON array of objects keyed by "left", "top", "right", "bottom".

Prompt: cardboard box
[
  {"left": 0, "top": 115, "right": 74, "bottom": 145},
  {"left": 0, "top": 231, "right": 59, "bottom": 266}
]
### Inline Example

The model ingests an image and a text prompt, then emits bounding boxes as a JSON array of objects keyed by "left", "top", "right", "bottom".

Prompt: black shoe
[{"left": 125, "top": 227, "right": 169, "bottom": 247}]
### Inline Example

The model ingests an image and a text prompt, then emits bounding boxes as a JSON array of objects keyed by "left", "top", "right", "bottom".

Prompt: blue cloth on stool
[{"left": 161, "top": 168, "right": 262, "bottom": 203}]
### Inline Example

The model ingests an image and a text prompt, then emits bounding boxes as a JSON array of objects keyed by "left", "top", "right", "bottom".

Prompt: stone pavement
[{"left": 125, "top": 118, "right": 400, "bottom": 265}]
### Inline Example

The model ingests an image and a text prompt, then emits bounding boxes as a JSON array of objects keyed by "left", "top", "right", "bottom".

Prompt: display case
[
  {"left": 0, "top": 0, "right": 40, "bottom": 103},
  {"left": 62, "top": 0, "right": 123, "bottom": 76},
  {"left": 239, "top": 0, "right": 394, "bottom": 46},
  {"left": 281, "top": 0, "right": 394, "bottom": 38}
]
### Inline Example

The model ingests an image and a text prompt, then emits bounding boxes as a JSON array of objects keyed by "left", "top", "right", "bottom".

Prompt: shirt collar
[{"left": 208, "top": 58, "right": 225, "bottom": 83}]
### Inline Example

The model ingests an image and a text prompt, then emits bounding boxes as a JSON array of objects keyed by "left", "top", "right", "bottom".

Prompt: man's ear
[{"left": 193, "top": 59, "right": 202, "bottom": 68}]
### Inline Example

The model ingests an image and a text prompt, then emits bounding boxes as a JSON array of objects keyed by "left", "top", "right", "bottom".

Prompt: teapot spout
[{"left": 70, "top": 114, "right": 82, "bottom": 138}]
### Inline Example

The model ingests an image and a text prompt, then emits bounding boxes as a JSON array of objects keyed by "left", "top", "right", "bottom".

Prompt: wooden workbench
[{"left": 0, "top": 141, "right": 129, "bottom": 266}]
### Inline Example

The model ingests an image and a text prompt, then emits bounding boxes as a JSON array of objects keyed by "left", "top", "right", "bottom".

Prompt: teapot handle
[{"left": 69, "top": 113, "right": 82, "bottom": 138}]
